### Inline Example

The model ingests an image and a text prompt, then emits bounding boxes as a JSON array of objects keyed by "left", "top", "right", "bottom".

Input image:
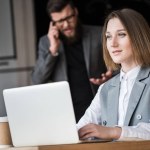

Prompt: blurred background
[
  {"left": 0, "top": 0, "right": 150, "bottom": 116},
  {"left": 34, "top": 0, "right": 150, "bottom": 43}
]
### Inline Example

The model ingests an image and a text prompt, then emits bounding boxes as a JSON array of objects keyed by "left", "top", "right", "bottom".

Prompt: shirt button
[
  {"left": 103, "top": 120, "right": 107, "bottom": 126},
  {"left": 137, "top": 114, "right": 142, "bottom": 120}
]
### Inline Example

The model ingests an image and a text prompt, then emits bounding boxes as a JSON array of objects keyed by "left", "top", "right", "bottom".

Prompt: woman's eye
[
  {"left": 118, "top": 33, "right": 126, "bottom": 37},
  {"left": 106, "top": 35, "right": 111, "bottom": 39}
]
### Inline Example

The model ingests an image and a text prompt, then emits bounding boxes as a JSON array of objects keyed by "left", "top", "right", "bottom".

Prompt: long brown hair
[{"left": 102, "top": 8, "right": 150, "bottom": 71}]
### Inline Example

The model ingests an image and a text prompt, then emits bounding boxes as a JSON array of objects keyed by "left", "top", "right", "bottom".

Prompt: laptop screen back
[{"left": 3, "top": 81, "right": 79, "bottom": 147}]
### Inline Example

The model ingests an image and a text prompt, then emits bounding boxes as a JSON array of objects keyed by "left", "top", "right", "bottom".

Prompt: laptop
[{"left": 3, "top": 81, "right": 110, "bottom": 147}]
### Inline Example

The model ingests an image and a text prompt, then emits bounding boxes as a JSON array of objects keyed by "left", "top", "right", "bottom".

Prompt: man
[{"left": 32, "top": 0, "right": 112, "bottom": 122}]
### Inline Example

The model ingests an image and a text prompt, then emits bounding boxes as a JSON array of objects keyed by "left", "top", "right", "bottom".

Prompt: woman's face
[{"left": 106, "top": 17, "right": 137, "bottom": 72}]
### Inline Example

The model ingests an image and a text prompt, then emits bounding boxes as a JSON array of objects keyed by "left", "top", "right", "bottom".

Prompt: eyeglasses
[{"left": 52, "top": 13, "right": 75, "bottom": 26}]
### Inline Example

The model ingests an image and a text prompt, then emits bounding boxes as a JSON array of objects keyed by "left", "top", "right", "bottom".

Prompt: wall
[{"left": 0, "top": 0, "right": 36, "bottom": 116}]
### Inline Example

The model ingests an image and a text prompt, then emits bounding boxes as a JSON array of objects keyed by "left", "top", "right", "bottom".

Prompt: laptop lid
[{"left": 3, "top": 81, "right": 79, "bottom": 147}]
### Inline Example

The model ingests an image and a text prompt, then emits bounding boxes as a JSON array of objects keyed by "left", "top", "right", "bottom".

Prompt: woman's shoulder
[{"left": 103, "top": 73, "right": 120, "bottom": 88}]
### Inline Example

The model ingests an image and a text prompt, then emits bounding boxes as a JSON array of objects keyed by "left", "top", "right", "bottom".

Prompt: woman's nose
[{"left": 111, "top": 37, "right": 118, "bottom": 47}]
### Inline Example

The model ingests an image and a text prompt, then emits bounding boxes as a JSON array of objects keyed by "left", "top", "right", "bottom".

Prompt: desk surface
[{"left": 8, "top": 140, "right": 150, "bottom": 150}]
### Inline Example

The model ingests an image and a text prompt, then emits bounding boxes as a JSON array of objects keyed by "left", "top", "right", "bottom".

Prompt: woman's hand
[{"left": 78, "top": 123, "right": 122, "bottom": 140}]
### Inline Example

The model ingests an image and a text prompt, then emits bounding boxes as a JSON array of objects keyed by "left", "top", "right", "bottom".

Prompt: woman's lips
[{"left": 112, "top": 50, "right": 122, "bottom": 55}]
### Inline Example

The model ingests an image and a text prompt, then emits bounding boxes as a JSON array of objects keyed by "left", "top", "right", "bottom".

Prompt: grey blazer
[
  {"left": 100, "top": 67, "right": 150, "bottom": 127},
  {"left": 32, "top": 25, "right": 106, "bottom": 95}
]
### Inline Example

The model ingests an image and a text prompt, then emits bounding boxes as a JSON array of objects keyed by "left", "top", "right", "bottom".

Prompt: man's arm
[
  {"left": 31, "top": 36, "right": 59, "bottom": 84},
  {"left": 90, "top": 70, "right": 112, "bottom": 85},
  {"left": 32, "top": 22, "right": 62, "bottom": 84}
]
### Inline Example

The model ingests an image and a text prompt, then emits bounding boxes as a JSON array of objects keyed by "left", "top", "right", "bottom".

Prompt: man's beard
[{"left": 60, "top": 20, "right": 82, "bottom": 45}]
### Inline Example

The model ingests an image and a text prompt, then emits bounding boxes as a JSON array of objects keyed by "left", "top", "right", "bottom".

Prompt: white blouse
[{"left": 77, "top": 66, "right": 150, "bottom": 140}]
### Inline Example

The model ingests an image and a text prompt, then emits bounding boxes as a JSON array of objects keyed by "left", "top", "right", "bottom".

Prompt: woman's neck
[{"left": 121, "top": 63, "right": 140, "bottom": 73}]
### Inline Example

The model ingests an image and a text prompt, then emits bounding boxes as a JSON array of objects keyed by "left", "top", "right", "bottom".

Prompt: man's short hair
[{"left": 47, "top": 0, "right": 75, "bottom": 18}]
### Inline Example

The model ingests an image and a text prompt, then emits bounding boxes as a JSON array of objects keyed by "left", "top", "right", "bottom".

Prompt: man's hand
[
  {"left": 78, "top": 123, "right": 121, "bottom": 140},
  {"left": 90, "top": 70, "right": 112, "bottom": 85},
  {"left": 47, "top": 22, "right": 60, "bottom": 56}
]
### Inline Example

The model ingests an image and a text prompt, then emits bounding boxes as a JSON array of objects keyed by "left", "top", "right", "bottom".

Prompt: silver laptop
[
  {"left": 3, "top": 81, "right": 80, "bottom": 147},
  {"left": 3, "top": 81, "right": 111, "bottom": 147}
]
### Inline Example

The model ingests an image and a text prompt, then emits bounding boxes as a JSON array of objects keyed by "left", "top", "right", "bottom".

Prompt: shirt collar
[{"left": 120, "top": 66, "right": 141, "bottom": 81}]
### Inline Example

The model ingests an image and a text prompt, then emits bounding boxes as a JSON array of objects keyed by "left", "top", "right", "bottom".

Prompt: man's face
[{"left": 51, "top": 4, "right": 78, "bottom": 40}]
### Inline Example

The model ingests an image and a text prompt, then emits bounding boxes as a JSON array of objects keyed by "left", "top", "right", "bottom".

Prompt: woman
[{"left": 77, "top": 8, "right": 150, "bottom": 140}]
